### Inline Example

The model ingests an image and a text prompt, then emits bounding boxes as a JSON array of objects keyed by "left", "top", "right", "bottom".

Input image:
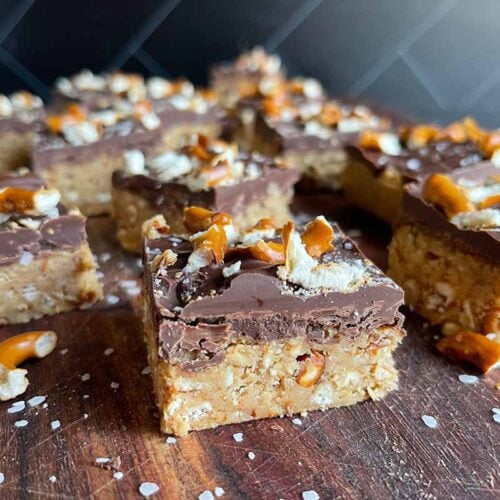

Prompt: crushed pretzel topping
[
  {"left": 0, "top": 186, "right": 60, "bottom": 217},
  {"left": 358, "top": 130, "right": 402, "bottom": 155},
  {"left": 0, "top": 91, "right": 43, "bottom": 119},
  {"left": 234, "top": 47, "right": 282, "bottom": 74}
]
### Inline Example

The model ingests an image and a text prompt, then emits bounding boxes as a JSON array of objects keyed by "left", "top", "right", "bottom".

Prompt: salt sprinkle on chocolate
[
  {"left": 81, "top": 373, "right": 91, "bottom": 381},
  {"left": 292, "top": 418, "right": 302, "bottom": 426},
  {"left": 421, "top": 415, "right": 438, "bottom": 429},
  {"left": 214, "top": 486, "right": 225, "bottom": 497},
  {"left": 0, "top": 473, "right": 4, "bottom": 484},
  {"left": 49, "top": 475, "right": 57, "bottom": 483},
  {"left": 104, "top": 348, "right": 114, "bottom": 356},
  {"left": 198, "top": 491, "right": 214, "bottom": 500},
  {"left": 248, "top": 452, "right": 255, "bottom": 460},
  {"left": 458, "top": 374, "right": 479, "bottom": 385},
  {"left": 139, "top": 481, "right": 160, "bottom": 497},
  {"left": 51, "top": 420, "right": 61, "bottom": 430},
  {"left": 111, "top": 382, "right": 120, "bottom": 389},
  {"left": 95, "top": 457, "right": 110, "bottom": 464},
  {"left": 28, "top": 395, "right": 46, "bottom": 407},
  {"left": 302, "top": 490, "right": 320, "bottom": 500},
  {"left": 113, "top": 471, "right": 124, "bottom": 480},
  {"left": 166, "top": 437, "right": 176, "bottom": 444},
  {"left": 7, "top": 401, "right": 25, "bottom": 413},
  {"left": 106, "top": 295, "right": 120, "bottom": 305},
  {"left": 14, "top": 419, "right": 28, "bottom": 428},
  {"left": 141, "top": 366, "right": 152, "bottom": 375},
  {"left": 232, "top": 432, "right": 243, "bottom": 442}
]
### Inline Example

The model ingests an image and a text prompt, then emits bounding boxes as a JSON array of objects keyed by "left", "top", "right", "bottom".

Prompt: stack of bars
[{"left": 0, "top": 47, "right": 497, "bottom": 435}]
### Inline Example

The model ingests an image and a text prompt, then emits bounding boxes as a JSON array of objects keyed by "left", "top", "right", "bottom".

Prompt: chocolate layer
[
  {"left": 0, "top": 172, "right": 88, "bottom": 266},
  {"left": 113, "top": 158, "right": 299, "bottom": 215},
  {"left": 144, "top": 225, "right": 404, "bottom": 369},
  {"left": 348, "top": 140, "right": 483, "bottom": 182},
  {"left": 402, "top": 162, "right": 500, "bottom": 264}
]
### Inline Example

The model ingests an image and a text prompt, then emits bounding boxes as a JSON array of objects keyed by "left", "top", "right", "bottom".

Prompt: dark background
[{"left": 1, "top": 0, "right": 499, "bottom": 126}]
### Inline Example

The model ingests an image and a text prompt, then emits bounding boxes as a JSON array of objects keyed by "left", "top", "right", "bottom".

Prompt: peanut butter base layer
[
  {"left": 0, "top": 243, "right": 102, "bottom": 325},
  {"left": 0, "top": 131, "right": 33, "bottom": 171},
  {"left": 144, "top": 300, "right": 403, "bottom": 435},
  {"left": 112, "top": 187, "right": 295, "bottom": 253},
  {"left": 388, "top": 222, "right": 500, "bottom": 334},
  {"left": 342, "top": 156, "right": 404, "bottom": 225}
]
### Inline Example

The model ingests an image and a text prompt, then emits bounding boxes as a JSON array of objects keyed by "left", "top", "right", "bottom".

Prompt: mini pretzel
[
  {"left": 422, "top": 173, "right": 475, "bottom": 218},
  {"left": 478, "top": 194, "right": 500, "bottom": 209},
  {"left": 399, "top": 124, "right": 440, "bottom": 148},
  {"left": 0, "top": 331, "right": 57, "bottom": 401},
  {"left": 184, "top": 206, "right": 232, "bottom": 233},
  {"left": 46, "top": 103, "right": 86, "bottom": 134},
  {"left": 247, "top": 240, "right": 284, "bottom": 264},
  {"left": 301, "top": 217, "right": 334, "bottom": 258},
  {"left": 192, "top": 224, "right": 228, "bottom": 264},
  {"left": 295, "top": 350, "right": 325, "bottom": 387},
  {"left": 436, "top": 122, "right": 468, "bottom": 143},
  {"left": 319, "top": 103, "right": 342, "bottom": 127},
  {"left": 142, "top": 215, "right": 170, "bottom": 239},
  {"left": 436, "top": 332, "right": 500, "bottom": 373}
]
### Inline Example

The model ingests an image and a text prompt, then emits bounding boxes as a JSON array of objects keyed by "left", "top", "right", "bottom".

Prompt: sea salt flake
[
  {"left": 248, "top": 451, "right": 255, "bottom": 460},
  {"left": 83, "top": 394, "right": 90, "bottom": 399},
  {"left": 421, "top": 415, "right": 438, "bottom": 429},
  {"left": 60, "top": 349, "right": 68, "bottom": 355},
  {"left": 51, "top": 420, "right": 61, "bottom": 430},
  {"left": 458, "top": 374, "right": 479, "bottom": 385},
  {"left": 14, "top": 419, "right": 28, "bottom": 428},
  {"left": 232, "top": 432, "right": 243, "bottom": 442},
  {"left": 49, "top": 475, "right": 57, "bottom": 483},
  {"left": 8, "top": 401, "right": 25, "bottom": 413},
  {"left": 141, "top": 366, "right": 152, "bottom": 375},
  {"left": 95, "top": 457, "right": 110, "bottom": 464},
  {"left": 302, "top": 490, "right": 320, "bottom": 500},
  {"left": 81, "top": 373, "right": 91, "bottom": 381},
  {"left": 106, "top": 295, "right": 120, "bottom": 305},
  {"left": 214, "top": 486, "right": 225, "bottom": 497},
  {"left": 139, "top": 481, "right": 160, "bottom": 497},
  {"left": 99, "top": 252, "right": 112, "bottom": 263},
  {"left": 166, "top": 437, "right": 176, "bottom": 444},
  {"left": 198, "top": 491, "right": 214, "bottom": 500},
  {"left": 19, "top": 251, "right": 33, "bottom": 266},
  {"left": 493, "top": 413, "right": 500, "bottom": 424},
  {"left": 0, "top": 472, "right": 4, "bottom": 484},
  {"left": 113, "top": 471, "right": 124, "bottom": 480},
  {"left": 111, "top": 382, "right": 120, "bottom": 389},
  {"left": 292, "top": 418, "right": 302, "bottom": 426},
  {"left": 492, "top": 408, "right": 500, "bottom": 414},
  {"left": 104, "top": 348, "right": 114, "bottom": 356},
  {"left": 28, "top": 395, "right": 46, "bottom": 407}
]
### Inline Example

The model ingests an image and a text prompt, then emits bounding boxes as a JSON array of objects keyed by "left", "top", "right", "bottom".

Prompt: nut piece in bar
[
  {"left": 236, "top": 81, "right": 391, "bottom": 190},
  {"left": 53, "top": 70, "right": 222, "bottom": 150},
  {"left": 0, "top": 91, "right": 44, "bottom": 171},
  {"left": 111, "top": 134, "right": 299, "bottom": 253},
  {"left": 0, "top": 171, "right": 102, "bottom": 324},
  {"left": 388, "top": 163, "right": 500, "bottom": 352},
  {"left": 342, "top": 119, "right": 488, "bottom": 224},
  {"left": 209, "top": 47, "right": 285, "bottom": 108},
  {"left": 142, "top": 212, "right": 405, "bottom": 435}
]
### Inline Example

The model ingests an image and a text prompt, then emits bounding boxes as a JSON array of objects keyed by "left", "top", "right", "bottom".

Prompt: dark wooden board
[{"left": 0, "top": 195, "right": 498, "bottom": 500}]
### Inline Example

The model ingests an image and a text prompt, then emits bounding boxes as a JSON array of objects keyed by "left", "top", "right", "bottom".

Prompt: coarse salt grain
[
  {"left": 95, "top": 457, "right": 110, "bottom": 464},
  {"left": 232, "top": 432, "right": 243, "bottom": 442},
  {"left": 83, "top": 394, "right": 90, "bottom": 399},
  {"left": 106, "top": 295, "right": 120, "bottom": 305},
  {"left": 142, "top": 366, "right": 152, "bottom": 375},
  {"left": 248, "top": 452, "right": 255, "bottom": 460},
  {"left": 83, "top": 413, "right": 88, "bottom": 419},
  {"left": 99, "top": 252, "right": 112, "bottom": 263},
  {"left": 198, "top": 491, "right": 214, "bottom": 500},
  {"left": 0, "top": 472, "right": 4, "bottom": 484},
  {"left": 28, "top": 395, "right": 46, "bottom": 407},
  {"left": 139, "top": 481, "right": 160, "bottom": 497},
  {"left": 421, "top": 415, "right": 438, "bottom": 429},
  {"left": 166, "top": 437, "right": 176, "bottom": 444},
  {"left": 458, "top": 374, "right": 479, "bottom": 384},
  {"left": 8, "top": 401, "right": 25, "bottom": 413},
  {"left": 60, "top": 349, "right": 68, "bottom": 355},
  {"left": 492, "top": 408, "right": 500, "bottom": 414},
  {"left": 111, "top": 382, "right": 120, "bottom": 389},
  {"left": 81, "top": 373, "right": 91, "bottom": 381},
  {"left": 104, "top": 348, "right": 114, "bottom": 356},
  {"left": 51, "top": 420, "right": 61, "bottom": 430},
  {"left": 19, "top": 251, "right": 33, "bottom": 266},
  {"left": 14, "top": 420, "right": 28, "bottom": 428},
  {"left": 113, "top": 471, "right": 124, "bottom": 480},
  {"left": 214, "top": 486, "right": 225, "bottom": 497},
  {"left": 292, "top": 418, "right": 302, "bottom": 426},
  {"left": 49, "top": 475, "right": 56, "bottom": 483},
  {"left": 302, "top": 490, "right": 320, "bottom": 500},
  {"left": 493, "top": 413, "right": 500, "bottom": 424}
]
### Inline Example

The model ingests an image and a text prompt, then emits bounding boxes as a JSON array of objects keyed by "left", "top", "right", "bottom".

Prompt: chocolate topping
[
  {"left": 144, "top": 224, "right": 404, "bottom": 369},
  {"left": 402, "top": 162, "right": 500, "bottom": 263}
]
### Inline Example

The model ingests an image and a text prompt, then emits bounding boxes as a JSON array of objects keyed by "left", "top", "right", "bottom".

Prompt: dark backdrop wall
[{"left": 1, "top": 0, "right": 499, "bottom": 126}]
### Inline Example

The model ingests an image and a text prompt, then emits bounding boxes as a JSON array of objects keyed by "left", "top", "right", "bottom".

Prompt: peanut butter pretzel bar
[
  {"left": 0, "top": 91, "right": 44, "bottom": 171},
  {"left": 142, "top": 210, "right": 404, "bottom": 435},
  {"left": 209, "top": 47, "right": 285, "bottom": 108},
  {"left": 388, "top": 163, "right": 500, "bottom": 347},
  {"left": 112, "top": 134, "right": 299, "bottom": 253},
  {"left": 53, "top": 70, "right": 222, "bottom": 149},
  {"left": 0, "top": 171, "right": 102, "bottom": 324},
  {"left": 342, "top": 119, "right": 488, "bottom": 224}
]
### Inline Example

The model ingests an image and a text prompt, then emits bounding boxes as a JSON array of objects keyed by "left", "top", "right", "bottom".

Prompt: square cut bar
[
  {"left": 142, "top": 213, "right": 404, "bottom": 435},
  {"left": 209, "top": 47, "right": 285, "bottom": 108},
  {"left": 249, "top": 92, "right": 391, "bottom": 190},
  {"left": 32, "top": 102, "right": 164, "bottom": 216},
  {"left": 0, "top": 91, "right": 44, "bottom": 171},
  {"left": 388, "top": 163, "right": 500, "bottom": 336},
  {"left": 52, "top": 70, "right": 222, "bottom": 149},
  {"left": 112, "top": 135, "right": 299, "bottom": 253},
  {"left": 0, "top": 171, "right": 102, "bottom": 324},
  {"left": 342, "top": 120, "right": 487, "bottom": 224}
]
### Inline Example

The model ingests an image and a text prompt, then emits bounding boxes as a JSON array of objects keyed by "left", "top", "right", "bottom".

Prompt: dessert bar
[
  {"left": 53, "top": 70, "right": 221, "bottom": 149},
  {"left": 209, "top": 47, "right": 285, "bottom": 108},
  {"left": 112, "top": 134, "right": 299, "bottom": 252},
  {"left": 31, "top": 101, "right": 164, "bottom": 215},
  {"left": 388, "top": 163, "right": 499, "bottom": 338},
  {"left": 142, "top": 210, "right": 404, "bottom": 435},
  {"left": 0, "top": 171, "right": 102, "bottom": 324},
  {"left": 0, "top": 91, "right": 44, "bottom": 171},
  {"left": 343, "top": 120, "right": 487, "bottom": 224}
]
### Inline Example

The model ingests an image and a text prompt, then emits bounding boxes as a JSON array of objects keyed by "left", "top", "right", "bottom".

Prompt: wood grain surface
[{"left": 0, "top": 194, "right": 498, "bottom": 500}]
